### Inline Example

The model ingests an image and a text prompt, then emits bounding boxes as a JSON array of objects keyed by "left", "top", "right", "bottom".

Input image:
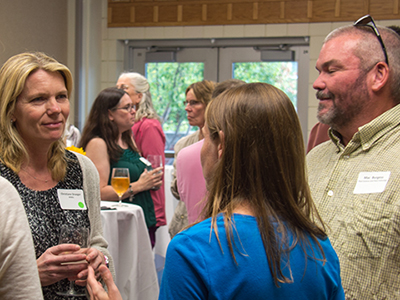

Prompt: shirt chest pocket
[{"left": 338, "top": 197, "right": 397, "bottom": 259}]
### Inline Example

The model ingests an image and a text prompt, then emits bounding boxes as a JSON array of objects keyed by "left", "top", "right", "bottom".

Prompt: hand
[
  {"left": 75, "top": 247, "right": 105, "bottom": 286},
  {"left": 37, "top": 244, "right": 88, "bottom": 286},
  {"left": 137, "top": 167, "right": 163, "bottom": 191},
  {"left": 87, "top": 265, "right": 122, "bottom": 300}
]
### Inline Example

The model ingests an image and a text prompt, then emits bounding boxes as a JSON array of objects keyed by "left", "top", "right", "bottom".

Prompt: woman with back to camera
[
  {"left": 0, "top": 52, "right": 112, "bottom": 299},
  {"left": 79, "top": 87, "right": 163, "bottom": 236},
  {"left": 160, "top": 83, "right": 344, "bottom": 299},
  {"left": 117, "top": 72, "right": 166, "bottom": 246}
]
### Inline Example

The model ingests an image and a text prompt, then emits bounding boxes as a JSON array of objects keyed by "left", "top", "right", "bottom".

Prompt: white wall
[{"left": 97, "top": 0, "right": 400, "bottom": 135}]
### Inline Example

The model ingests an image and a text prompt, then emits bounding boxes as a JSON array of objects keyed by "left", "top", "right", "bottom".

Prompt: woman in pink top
[{"left": 117, "top": 72, "right": 166, "bottom": 247}]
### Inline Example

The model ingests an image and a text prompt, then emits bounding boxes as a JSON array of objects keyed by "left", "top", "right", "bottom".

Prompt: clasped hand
[{"left": 37, "top": 244, "right": 105, "bottom": 287}]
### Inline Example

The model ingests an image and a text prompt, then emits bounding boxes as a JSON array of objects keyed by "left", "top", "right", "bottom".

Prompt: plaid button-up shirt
[{"left": 307, "top": 103, "right": 400, "bottom": 300}]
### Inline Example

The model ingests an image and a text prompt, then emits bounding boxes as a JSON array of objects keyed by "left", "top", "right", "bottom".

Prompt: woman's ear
[
  {"left": 218, "top": 130, "right": 225, "bottom": 159},
  {"left": 108, "top": 110, "right": 114, "bottom": 122}
]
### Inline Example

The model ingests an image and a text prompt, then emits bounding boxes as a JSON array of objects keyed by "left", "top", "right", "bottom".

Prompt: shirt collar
[{"left": 328, "top": 103, "right": 400, "bottom": 152}]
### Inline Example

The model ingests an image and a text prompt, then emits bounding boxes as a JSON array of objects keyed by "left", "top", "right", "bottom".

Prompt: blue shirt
[{"left": 160, "top": 214, "right": 344, "bottom": 300}]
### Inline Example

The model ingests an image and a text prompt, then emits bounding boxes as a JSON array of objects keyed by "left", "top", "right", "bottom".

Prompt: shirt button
[{"left": 327, "top": 190, "right": 334, "bottom": 197}]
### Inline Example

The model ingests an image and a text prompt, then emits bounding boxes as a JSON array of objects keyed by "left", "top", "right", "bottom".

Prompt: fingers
[
  {"left": 98, "top": 265, "right": 122, "bottom": 300},
  {"left": 52, "top": 243, "right": 81, "bottom": 255},
  {"left": 86, "top": 266, "right": 104, "bottom": 299},
  {"left": 87, "top": 265, "right": 122, "bottom": 300}
]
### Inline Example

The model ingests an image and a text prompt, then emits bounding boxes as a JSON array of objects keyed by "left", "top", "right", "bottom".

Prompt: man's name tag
[
  {"left": 353, "top": 172, "right": 391, "bottom": 194},
  {"left": 57, "top": 189, "right": 87, "bottom": 210}
]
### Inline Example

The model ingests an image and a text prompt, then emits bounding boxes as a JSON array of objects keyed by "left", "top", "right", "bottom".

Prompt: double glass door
[{"left": 126, "top": 38, "right": 309, "bottom": 153}]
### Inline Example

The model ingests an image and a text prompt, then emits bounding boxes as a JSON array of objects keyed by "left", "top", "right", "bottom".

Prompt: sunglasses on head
[{"left": 354, "top": 14, "right": 389, "bottom": 66}]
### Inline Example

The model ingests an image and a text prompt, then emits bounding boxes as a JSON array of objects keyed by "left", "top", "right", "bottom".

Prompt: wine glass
[
  {"left": 57, "top": 225, "right": 90, "bottom": 297},
  {"left": 111, "top": 168, "right": 130, "bottom": 207},
  {"left": 147, "top": 155, "right": 163, "bottom": 190}
]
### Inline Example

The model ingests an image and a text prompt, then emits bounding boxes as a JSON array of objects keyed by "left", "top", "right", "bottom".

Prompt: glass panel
[
  {"left": 145, "top": 62, "right": 204, "bottom": 157},
  {"left": 233, "top": 62, "right": 298, "bottom": 109}
]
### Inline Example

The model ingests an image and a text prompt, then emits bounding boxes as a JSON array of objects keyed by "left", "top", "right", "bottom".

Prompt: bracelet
[
  {"left": 129, "top": 184, "right": 134, "bottom": 194},
  {"left": 129, "top": 184, "right": 135, "bottom": 202}
]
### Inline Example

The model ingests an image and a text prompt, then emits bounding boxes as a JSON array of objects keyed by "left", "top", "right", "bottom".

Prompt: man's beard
[
  {"left": 316, "top": 90, "right": 337, "bottom": 127},
  {"left": 315, "top": 75, "right": 368, "bottom": 130}
]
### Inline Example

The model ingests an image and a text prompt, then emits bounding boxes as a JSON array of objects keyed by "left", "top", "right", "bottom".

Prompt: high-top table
[{"left": 100, "top": 201, "right": 159, "bottom": 300}]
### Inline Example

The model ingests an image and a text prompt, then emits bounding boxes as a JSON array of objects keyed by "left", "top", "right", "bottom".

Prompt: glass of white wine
[
  {"left": 57, "top": 225, "right": 90, "bottom": 297},
  {"left": 111, "top": 168, "right": 130, "bottom": 207}
]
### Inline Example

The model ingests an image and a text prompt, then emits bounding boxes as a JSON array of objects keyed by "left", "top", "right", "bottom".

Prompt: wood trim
[
  {"left": 108, "top": 0, "right": 400, "bottom": 28},
  {"left": 335, "top": 0, "right": 340, "bottom": 17},
  {"left": 253, "top": 2, "right": 258, "bottom": 20}
]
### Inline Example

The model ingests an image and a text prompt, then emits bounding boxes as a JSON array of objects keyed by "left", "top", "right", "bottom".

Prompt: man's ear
[
  {"left": 370, "top": 62, "right": 390, "bottom": 92},
  {"left": 218, "top": 130, "right": 225, "bottom": 159}
]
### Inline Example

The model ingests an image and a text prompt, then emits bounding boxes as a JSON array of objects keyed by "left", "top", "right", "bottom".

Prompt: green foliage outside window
[
  {"left": 146, "top": 62, "right": 204, "bottom": 149},
  {"left": 233, "top": 62, "right": 298, "bottom": 108},
  {"left": 146, "top": 61, "right": 297, "bottom": 151}
]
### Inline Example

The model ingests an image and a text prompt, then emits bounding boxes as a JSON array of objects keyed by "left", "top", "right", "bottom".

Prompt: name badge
[
  {"left": 353, "top": 172, "right": 391, "bottom": 194},
  {"left": 139, "top": 157, "right": 151, "bottom": 167},
  {"left": 57, "top": 189, "right": 87, "bottom": 210}
]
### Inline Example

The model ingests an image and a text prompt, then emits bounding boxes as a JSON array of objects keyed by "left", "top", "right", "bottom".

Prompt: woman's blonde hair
[
  {"left": 0, "top": 52, "right": 73, "bottom": 181},
  {"left": 118, "top": 72, "right": 161, "bottom": 122},
  {"left": 203, "top": 82, "right": 326, "bottom": 287}
]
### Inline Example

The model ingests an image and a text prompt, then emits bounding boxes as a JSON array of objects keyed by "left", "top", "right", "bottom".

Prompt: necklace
[{"left": 21, "top": 168, "right": 50, "bottom": 183}]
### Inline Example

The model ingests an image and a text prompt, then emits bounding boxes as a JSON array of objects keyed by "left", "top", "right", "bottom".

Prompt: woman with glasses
[
  {"left": 169, "top": 80, "right": 216, "bottom": 237},
  {"left": 80, "top": 87, "right": 163, "bottom": 231},
  {"left": 117, "top": 72, "right": 166, "bottom": 247}
]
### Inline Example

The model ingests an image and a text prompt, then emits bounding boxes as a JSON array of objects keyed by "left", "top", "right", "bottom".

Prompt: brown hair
[
  {"left": 203, "top": 82, "right": 326, "bottom": 287},
  {"left": 0, "top": 52, "right": 73, "bottom": 181},
  {"left": 79, "top": 87, "right": 138, "bottom": 163},
  {"left": 185, "top": 80, "right": 216, "bottom": 106}
]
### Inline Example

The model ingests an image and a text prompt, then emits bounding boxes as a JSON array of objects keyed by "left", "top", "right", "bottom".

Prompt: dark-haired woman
[
  {"left": 79, "top": 87, "right": 163, "bottom": 231},
  {"left": 159, "top": 83, "right": 344, "bottom": 299}
]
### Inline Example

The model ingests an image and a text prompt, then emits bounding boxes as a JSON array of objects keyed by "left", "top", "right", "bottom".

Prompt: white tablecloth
[{"left": 101, "top": 201, "right": 159, "bottom": 300}]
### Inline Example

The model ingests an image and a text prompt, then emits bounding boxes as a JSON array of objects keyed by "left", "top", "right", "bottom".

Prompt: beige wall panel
[{"left": 0, "top": 0, "right": 68, "bottom": 66}]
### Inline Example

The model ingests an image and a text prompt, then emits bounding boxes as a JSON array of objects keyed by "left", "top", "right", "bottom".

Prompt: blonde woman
[{"left": 0, "top": 52, "right": 112, "bottom": 299}]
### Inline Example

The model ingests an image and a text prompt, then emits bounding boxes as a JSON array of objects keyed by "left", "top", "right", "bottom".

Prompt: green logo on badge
[{"left": 78, "top": 202, "right": 84, "bottom": 208}]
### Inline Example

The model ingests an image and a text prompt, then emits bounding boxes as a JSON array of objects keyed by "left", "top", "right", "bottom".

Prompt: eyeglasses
[
  {"left": 354, "top": 14, "right": 389, "bottom": 66},
  {"left": 113, "top": 104, "right": 136, "bottom": 112},
  {"left": 183, "top": 100, "right": 201, "bottom": 106}
]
